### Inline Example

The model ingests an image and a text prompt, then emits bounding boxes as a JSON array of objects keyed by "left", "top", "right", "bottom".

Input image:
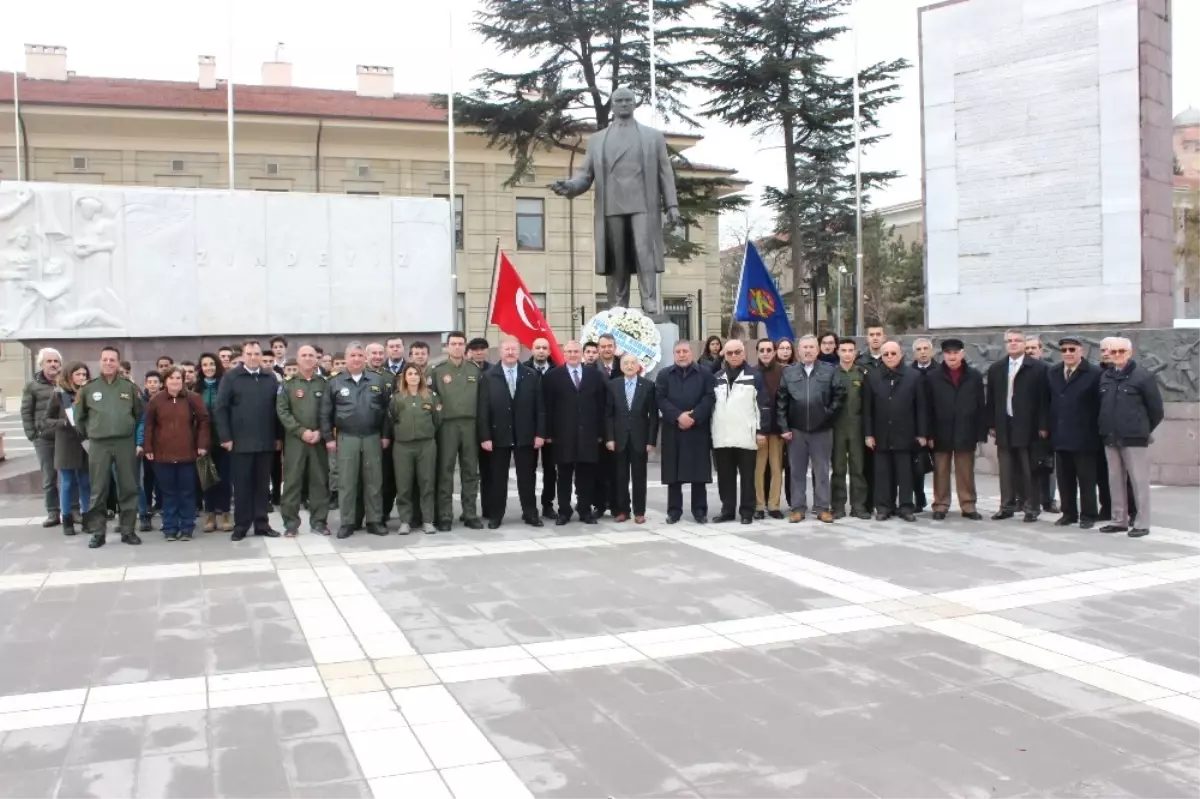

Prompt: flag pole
[
  {"left": 852, "top": 0, "right": 864, "bottom": 337},
  {"left": 483, "top": 237, "right": 500, "bottom": 334},
  {"left": 226, "top": 0, "right": 235, "bottom": 190},
  {"left": 13, "top": 70, "right": 21, "bottom": 182},
  {"left": 448, "top": 0, "right": 459, "bottom": 332}
]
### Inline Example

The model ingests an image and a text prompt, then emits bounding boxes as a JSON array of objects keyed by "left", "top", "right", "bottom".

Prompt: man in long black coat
[
  {"left": 655, "top": 340, "right": 716, "bottom": 524},
  {"left": 862, "top": 342, "right": 929, "bottom": 521},
  {"left": 478, "top": 337, "right": 546, "bottom": 529},
  {"left": 605, "top": 353, "right": 660, "bottom": 523},
  {"left": 1047, "top": 336, "right": 1102, "bottom": 529},
  {"left": 543, "top": 340, "right": 607, "bottom": 525},
  {"left": 985, "top": 329, "right": 1050, "bottom": 522},
  {"left": 925, "top": 339, "right": 986, "bottom": 520}
]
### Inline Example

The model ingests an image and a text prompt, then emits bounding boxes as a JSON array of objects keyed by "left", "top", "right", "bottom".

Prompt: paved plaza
[{"left": 0, "top": 458, "right": 1197, "bottom": 798}]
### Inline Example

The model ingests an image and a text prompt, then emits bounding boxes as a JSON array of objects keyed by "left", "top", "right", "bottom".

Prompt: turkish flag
[{"left": 489, "top": 252, "right": 565, "bottom": 365}]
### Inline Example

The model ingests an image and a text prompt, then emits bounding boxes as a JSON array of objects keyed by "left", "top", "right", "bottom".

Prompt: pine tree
[
  {"left": 848, "top": 213, "right": 925, "bottom": 333},
  {"left": 433, "top": 0, "right": 745, "bottom": 260},
  {"left": 701, "top": 0, "right": 907, "bottom": 323}
]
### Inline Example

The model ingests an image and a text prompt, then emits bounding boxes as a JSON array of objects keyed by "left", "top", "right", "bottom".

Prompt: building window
[
  {"left": 347, "top": 190, "right": 380, "bottom": 196},
  {"left": 663, "top": 297, "right": 692, "bottom": 340},
  {"left": 72, "top": 156, "right": 88, "bottom": 171},
  {"left": 435, "top": 194, "right": 464, "bottom": 250},
  {"left": 516, "top": 198, "right": 545, "bottom": 251},
  {"left": 456, "top": 292, "right": 467, "bottom": 334},
  {"left": 530, "top": 293, "right": 547, "bottom": 317},
  {"left": 170, "top": 159, "right": 185, "bottom": 172}
]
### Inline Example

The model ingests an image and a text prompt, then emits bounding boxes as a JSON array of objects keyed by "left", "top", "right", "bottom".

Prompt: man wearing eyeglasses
[
  {"left": 1046, "top": 336, "right": 1102, "bottom": 529},
  {"left": 1097, "top": 337, "right": 1163, "bottom": 538}
]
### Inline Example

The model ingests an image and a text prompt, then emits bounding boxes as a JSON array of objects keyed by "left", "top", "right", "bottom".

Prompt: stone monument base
[{"left": 650, "top": 322, "right": 679, "bottom": 379}]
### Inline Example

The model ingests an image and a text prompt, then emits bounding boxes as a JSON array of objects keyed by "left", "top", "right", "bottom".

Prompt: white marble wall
[
  {"left": 920, "top": 0, "right": 1143, "bottom": 328},
  {"left": 0, "top": 183, "right": 455, "bottom": 339}
]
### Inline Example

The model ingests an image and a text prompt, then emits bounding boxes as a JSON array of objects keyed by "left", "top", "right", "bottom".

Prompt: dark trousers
[
  {"left": 714, "top": 447, "right": 756, "bottom": 519},
  {"left": 489, "top": 446, "right": 536, "bottom": 521},
  {"left": 614, "top": 446, "right": 649, "bottom": 516},
  {"left": 1056, "top": 450, "right": 1098, "bottom": 522},
  {"left": 667, "top": 482, "right": 708, "bottom": 519},
  {"left": 155, "top": 462, "right": 197, "bottom": 535},
  {"left": 381, "top": 442, "right": 396, "bottom": 521},
  {"left": 998, "top": 444, "right": 1039, "bottom": 514},
  {"left": 270, "top": 451, "right": 283, "bottom": 505},
  {"left": 539, "top": 443, "right": 557, "bottom": 512},
  {"left": 594, "top": 444, "right": 616, "bottom": 513},
  {"left": 874, "top": 449, "right": 915, "bottom": 513},
  {"left": 1041, "top": 468, "right": 1057, "bottom": 510},
  {"left": 138, "top": 457, "right": 160, "bottom": 518},
  {"left": 231, "top": 451, "right": 273, "bottom": 533},
  {"left": 556, "top": 461, "right": 594, "bottom": 519},
  {"left": 203, "top": 448, "right": 233, "bottom": 513},
  {"left": 479, "top": 447, "right": 493, "bottom": 520},
  {"left": 912, "top": 453, "right": 928, "bottom": 510}
]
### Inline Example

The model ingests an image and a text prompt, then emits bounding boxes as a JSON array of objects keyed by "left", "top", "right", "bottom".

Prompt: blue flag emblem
[{"left": 733, "top": 241, "right": 795, "bottom": 341}]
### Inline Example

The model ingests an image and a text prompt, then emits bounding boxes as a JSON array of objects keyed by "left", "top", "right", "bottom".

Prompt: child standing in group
[{"left": 388, "top": 364, "right": 440, "bottom": 535}]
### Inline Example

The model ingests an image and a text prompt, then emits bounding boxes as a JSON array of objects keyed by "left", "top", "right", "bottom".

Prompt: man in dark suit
[
  {"left": 591, "top": 333, "right": 622, "bottom": 517},
  {"left": 1048, "top": 336, "right": 1102, "bottom": 529},
  {"left": 656, "top": 340, "right": 717, "bottom": 523},
  {"left": 477, "top": 337, "right": 545, "bottom": 528},
  {"left": 985, "top": 329, "right": 1050, "bottom": 522},
  {"left": 862, "top": 342, "right": 929, "bottom": 521},
  {"left": 605, "top": 353, "right": 659, "bottom": 523},
  {"left": 525, "top": 337, "right": 557, "bottom": 518},
  {"left": 543, "top": 340, "right": 607, "bottom": 525}
]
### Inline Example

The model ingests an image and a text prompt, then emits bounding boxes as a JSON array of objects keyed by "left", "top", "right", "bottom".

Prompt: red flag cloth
[{"left": 489, "top": 252, "right": 565, "bottom": 365}]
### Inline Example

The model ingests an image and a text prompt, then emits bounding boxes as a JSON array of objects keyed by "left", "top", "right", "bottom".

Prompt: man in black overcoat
[
  {"left": 925, "top": 339, "right": 987, "bottom": 520},
  {"left": 655, "top": 340, "right": 716, "bottom": 524},
  {"left": 478, "top": 337, "right": 547, "bottom": 529},
  {"left": 862, "top": 342, "right": 929, "bottom": 521},
  {"left": 985, "top": 329, "right": 1050, "bottom": 522},
  {"left": 543, "top": 340, "right": 607, "bottom": 525},
  {"left": 1046, "top": 336, "right": 1103, "bottom": 528},
  {"left": 605, "top": 353, "right": 660, "bottom": 523}
]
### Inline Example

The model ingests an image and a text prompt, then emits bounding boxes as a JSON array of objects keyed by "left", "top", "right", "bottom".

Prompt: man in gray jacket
[
  {"left": 21, "top": 347, "right": 63, "bottom": 527},
  {"left": 321, "top": 341, "right": 391, "bottom": 539},
  {"left": 778, "top": 335, "right": 846, "bottom": 523}
]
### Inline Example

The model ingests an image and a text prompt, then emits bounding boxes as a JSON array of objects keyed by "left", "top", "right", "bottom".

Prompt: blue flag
[{"left": 733, "top": 241, "right": 795, "bottom": 341}]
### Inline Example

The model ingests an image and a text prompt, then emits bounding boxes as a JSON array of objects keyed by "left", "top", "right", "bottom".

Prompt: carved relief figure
[{"left": 66, "top": 196, "right": 126, "bottom": 331}]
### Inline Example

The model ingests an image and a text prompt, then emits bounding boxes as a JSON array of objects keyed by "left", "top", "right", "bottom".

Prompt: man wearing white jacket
[{"left": 711, "top": 339, "right": 769, "bottom": 524}]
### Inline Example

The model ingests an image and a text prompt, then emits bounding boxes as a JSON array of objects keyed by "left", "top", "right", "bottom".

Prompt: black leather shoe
[
  {"left": 854, "top": 511, "right": 872, "bottom": 520},
  {"left": 991, "top": 510, "right": 1014, "bottom": 520},
  {"left": 139, "top": 516, "right": 152, "bottom": 533},
  {"left": 255, "top": 528, "right": 282, "bottom": 538},
  {"left": 87, "top": 533, "right": 106, "bottom": 549},
  {"left": 1079, "top": 519, "right": 1094, "bottom": 530},
  {"left": 1044, "top": 501, "right": 1061, "bottom": 514},
  {"left": 899, "top": 512, "right": 916, "bottom": 522},
  {"left": 581, "top": 514, "right": 598, "bottom": 525},
  {"left": 542, "top": 507, "right": 556, "bottom": 520},
  {"left": 1022, "top": 513, "right": 1037, "bottom": 523},
  {"left": 693, "top": 515, "right": 708, "bottom": 524},
  {"left": 463, "top": 519, "right": 484, "bottom": 530},
  {"left": 740, "top": 516, "right": 752, "bottom": 525},
  {"left": 121, "top": 532, "right": 142, "bottom": 545},
  {"left": 1128, "top": 528, "right": 1149, "bottom": 538},
  {"left": 336, "top": 526, "right": 353, "bottom": 539},
  {"left": 436, "top": 522, "right": 452, "bottom": 532},
  {"left": 231, "top": 530, "right": 247, "bottom": 542},
  {"left": 665, "top": 515, "right": 681, "bottom": 525},
  {"left": 875, "top": 511, "right": 891, "bottom": 521},
  {"left": 932, "top": 511, "right": 947, "bottom": 520},
  {"left": 366, "top": 523, "right": 387, "bottom": 536},
  {"left": 1054, "top": 516, "right": 1079, "bottom": 527},
  {"left": 753, "top": 510, "right": 765, "bottom": 520},
  {"left": 768, "top": 510, "right": 785, "bottom": 520},
  {"left": 962, "top": 512, "right": 983, "bottom": 521},
  {"left": 555, "top": 515, "right": 570, "bottom": 526},
  {"left": 1099, "top": 524, "right": 1128, "bottom": 534},
  {"left": 524, "top": 515, "right": 544, "bottom": 528},
  {"left": 487, "top": 519, "right": 503, "bottom": 530},
  {"left": 833, "top": 510, "right": 846, "bottom": 520},
  {"left": 713, "top": 513, "right": 736, "bottom": 523}
]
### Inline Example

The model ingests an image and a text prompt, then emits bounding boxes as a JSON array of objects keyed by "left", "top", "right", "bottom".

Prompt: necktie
[
  {"left": 572, "top": 369, "right": 580, "bottom": 390},
  {"left": 506, "top": 368, "right": 516, "bottom": 398},
  {"left": 1065, "top": 366, "right": 1073, "bottom": 381},
  {"left": 1006, "top": 360, "right": 1018, "bottom": 416},
  {"left": 625, "top": 380, "right": 635, "bottom": 409}
]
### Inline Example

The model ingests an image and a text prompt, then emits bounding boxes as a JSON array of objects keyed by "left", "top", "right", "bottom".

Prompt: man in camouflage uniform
[{"left": 276, "top": 345, "right": 330, "bottom": 535}]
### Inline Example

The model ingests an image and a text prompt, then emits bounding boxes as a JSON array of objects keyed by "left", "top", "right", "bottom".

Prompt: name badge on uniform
[
  {"left": 340, "top": 387, "right": 350, "bottom": 397},
  {"left": 294, "top": 389, "right": 305, "bottom": 398},
  {"left": 422, "top": 403, "right": 433, "bottom": 410},
  {"left": 91, "top": 391, "right": 103, "bottom": 401},
  {"left": 119, "top": 392, "right": 131, "bottom": 400},
  {"left": 466, "top": 375, "right": 477, "bottom": 383},
  {"left": 442, "top": 374, "right": 452, "bottom": 385},
  {"left": 853, "top": 380, "right": 861, "bottom": 387},
  {"left": 370, "top": 385, "right": 380, "bottom": 393}
]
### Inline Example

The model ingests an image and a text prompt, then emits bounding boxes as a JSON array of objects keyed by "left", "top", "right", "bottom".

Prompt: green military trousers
[
  {"left": 436, "top": 419, "right": 479, "bottom": 524},
  {"left": 393, "top": 439, "right": 436, "bottom": 526},
  {"left": 831, "top": 424, "right": 869, "bottom": 515},
  {"left": 85, "top": 437, "right": 138, "bottom": 535},
  {"left": 337, "top": 433, "right": 383, "bottom": 526},
  {"left": 281, "top": 440, "right": 330, "bottom": 531}
]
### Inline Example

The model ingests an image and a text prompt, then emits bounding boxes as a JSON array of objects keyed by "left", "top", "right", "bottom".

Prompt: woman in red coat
[{"left": 143, "top": 367, "right": 210, "bottom": 541}]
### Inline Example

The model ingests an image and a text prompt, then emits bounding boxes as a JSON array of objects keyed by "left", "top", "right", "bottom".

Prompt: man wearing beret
[
  {"left": 925, "top": 339, "right": 987, "bottom": 519},
  {"left": 1047, "top": 336, "right": 1103, "bottom": 528}
]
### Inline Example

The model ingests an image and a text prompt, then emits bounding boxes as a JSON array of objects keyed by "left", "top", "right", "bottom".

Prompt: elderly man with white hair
[
  {"left": 1097, "top": 337, "right": 1163, "bottom": 538},
  {"left": 22, "top": 347, "right": 64, "bottom": 527}
]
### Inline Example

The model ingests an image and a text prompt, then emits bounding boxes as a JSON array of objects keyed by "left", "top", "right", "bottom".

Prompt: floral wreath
[{"left": 581, "top": 307, "right": 662, "bottom": 371}]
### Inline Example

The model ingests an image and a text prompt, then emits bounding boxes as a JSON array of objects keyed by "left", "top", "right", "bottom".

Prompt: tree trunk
[{"left": 781, "top": 113, "right": 804, "bottom": 330}]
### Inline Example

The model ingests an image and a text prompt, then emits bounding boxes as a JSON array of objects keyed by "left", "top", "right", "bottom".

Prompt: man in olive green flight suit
[
  {"left": 430, "top": 332, "right": 484, "bottom": 531},
  {"left": 832, "top": 339, "right": 871, "bottom": 519},
  {"left": 320, "top": 342, "right": 390, "bottom": 539},
  {"left": 277, "top": 345, "right": 331, "bottom": 535},
  {"left": 75, "top": 345, "right": 143, "bottom": 548}
]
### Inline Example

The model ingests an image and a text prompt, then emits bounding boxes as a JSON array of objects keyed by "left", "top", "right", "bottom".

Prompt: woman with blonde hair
[{"left": 388, "top": 363, "right": 441, "bottom": 535}]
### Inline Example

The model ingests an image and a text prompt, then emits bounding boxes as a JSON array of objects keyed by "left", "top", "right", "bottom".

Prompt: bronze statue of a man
[{"left": 552, "top": 87, "right": 680, "bottom": 317}]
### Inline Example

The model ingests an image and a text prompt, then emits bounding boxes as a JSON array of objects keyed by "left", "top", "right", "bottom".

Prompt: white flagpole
[
  {"left": 13, "top": 71, "right": 21, "bottom": 182},
  {"left": 226, "top": 0, "right": 236, "bottom": 190},
  {"left": 852, "top": 0, "right": 864, "bottom": 337},
  {"left": 448, "top": 0, "right": 459, "bottom": 323}
]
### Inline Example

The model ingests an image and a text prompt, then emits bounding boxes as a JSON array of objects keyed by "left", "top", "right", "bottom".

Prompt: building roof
[{"left": 1175, "top": 106, "right": 1200, "bottom": 127}]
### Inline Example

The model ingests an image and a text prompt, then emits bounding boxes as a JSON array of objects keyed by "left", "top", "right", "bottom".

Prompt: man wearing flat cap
[
  {"left": 925, "top": 339, "right": 987, "bottom": 519},
  {"left": 1046, "top": 336, "right": 1102, "bottom": 528}
]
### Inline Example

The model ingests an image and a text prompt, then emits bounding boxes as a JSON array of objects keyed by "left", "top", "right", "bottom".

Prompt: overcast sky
[{"left": 5, "top": 0, "right": 1197, "bottom": 243}]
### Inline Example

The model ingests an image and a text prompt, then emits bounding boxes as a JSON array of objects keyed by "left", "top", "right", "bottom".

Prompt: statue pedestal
[{"left": 649, "top": 322, "right": 679, "bottom": 378}]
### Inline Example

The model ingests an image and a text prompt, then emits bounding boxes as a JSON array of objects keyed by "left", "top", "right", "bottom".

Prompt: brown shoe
[
  {"left": 203, "top": 514, "right": 217, "bottom": 533},
  {"left": 818, "top": 511, "right": 834, "bottom": 523},
  {"left": 634, "top": 515, "right": 646, "bottom": 524},
  {"left": 615, "top": 513, "right": 629, "bottom": 523},
  {"left": 220, "top": 513, "right": 234, "bottom": 532},
  {"left": 789, "top": 511, "right": 805, "bottom": 523}
]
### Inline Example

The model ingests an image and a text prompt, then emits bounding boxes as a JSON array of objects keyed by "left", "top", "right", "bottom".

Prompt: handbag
[{"left": 196, "top": 453, "right": 220, "bottom": 491}]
